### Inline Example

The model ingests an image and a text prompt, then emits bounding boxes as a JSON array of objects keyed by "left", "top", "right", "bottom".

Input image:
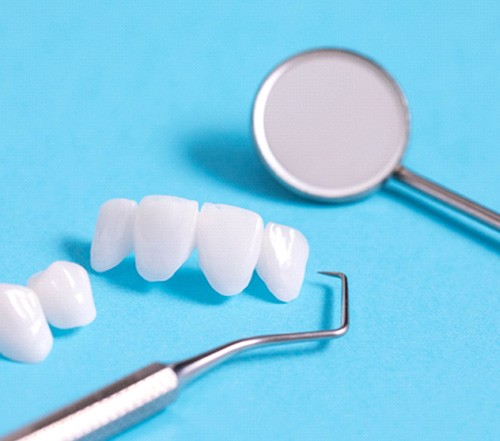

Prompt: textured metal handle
[
  {"left": 2, "top": 363, "right": 178, "bottom": 441},
  {"left": 3, "top": 272, "right": 349, "bottom": 441}
]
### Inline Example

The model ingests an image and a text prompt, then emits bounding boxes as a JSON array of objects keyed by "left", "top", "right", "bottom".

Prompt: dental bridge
[{"left": 2, "top": 272, "right": 349, "bottom": 441}]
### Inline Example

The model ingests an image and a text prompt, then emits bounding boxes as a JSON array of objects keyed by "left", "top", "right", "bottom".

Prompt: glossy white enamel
[
  {"left": 91, "top": 198, "right": 137, "bottom": 272},
  {"left": 256, "top": 223, "right": 309, "bottom": 302},
  {"left": 134, "top": 196, "right": 198, "bottom": 281},
  {"left": 28, "top": 261, "right": 96, "bottom": 329},
  {"left": 0, "top": 284, "right": 53, "bottom": 363},
  {"left": 197, "top": 203, "right": 263, "bottom": 295}
]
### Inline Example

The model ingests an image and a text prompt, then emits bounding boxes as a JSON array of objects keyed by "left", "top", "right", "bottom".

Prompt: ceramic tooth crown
[
  {"left": 196, "top": 203, "right": 264, "bottom": 295},
  {"left": 134, "top": 196, "right": 198, "bottom": 282},
  {"left": 0, "top": 284, "right": 53, "bottom": 363},
  {"left": 256, "top": 222, "right": 309, "bottom": 302},
  {"left": 91, "top": 196, "right": 310, "bottom": 301},
  {"left": 28, "top": 261, "right": 96, "bottom": 329},
  {"left": 91, "top": 198, "right": 137, "bottom": 272}
]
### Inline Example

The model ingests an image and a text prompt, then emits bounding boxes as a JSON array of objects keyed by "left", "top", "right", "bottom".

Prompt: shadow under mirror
[{"left": 184, "top": 131, "right": 309, "bottom": 204}]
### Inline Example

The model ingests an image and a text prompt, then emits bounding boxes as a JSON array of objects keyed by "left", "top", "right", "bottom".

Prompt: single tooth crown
[
  {"left": 91, "top": 198, "right": 137, "bottom": 272},
  {"left": 197, "top": 203, "right": 264, "bottom": 295},
  {"left": 134, "top": 195, "right": 198, "bottom": 282},
  {"left": 0, "top": 284, "right": 53, "bottom": 363},
  {"left": 256, "top": 222, "right": 309, "bottom": 302},
  {"left": 28, "top": 261, "right": 96, "bottom": 329}
]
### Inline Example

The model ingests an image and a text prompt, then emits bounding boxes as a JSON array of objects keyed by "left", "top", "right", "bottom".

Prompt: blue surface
[{"left": 0, "top": 1, "right": 499, "bottom": 440}]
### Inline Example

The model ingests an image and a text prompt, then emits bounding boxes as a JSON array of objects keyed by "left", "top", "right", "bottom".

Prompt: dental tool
[
  {"left": 1, "top": 272, "right": 348, "bottom": 441},
  {"left": 91, "top": 198, "right": 310, "bottom": 301},
  {"left": 252, "top": 48, "right": 500, "bottom": 231}
]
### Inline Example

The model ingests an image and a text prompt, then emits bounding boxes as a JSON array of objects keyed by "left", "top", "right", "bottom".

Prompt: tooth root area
[
  {"left": 197, "top": 203, "right": 264, "bottom": 295},
  {"left": 134, "top": 196, "right": 198, "bottom": 282},
  {"left": 256, "top": 222, "right": 309, "bottom": 302},
  {"left": 0, "top": 284, "right": 53, "bottom": 363},
  {"left": 28, "top": 261, "right": 96, "bottom": 329},
  {"left": 91, "top": 198, "right": 137, "bottom": 272}
]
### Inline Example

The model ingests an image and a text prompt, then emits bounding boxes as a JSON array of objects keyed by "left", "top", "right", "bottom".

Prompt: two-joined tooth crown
[
  {"left": 28, "top": 261, "right": 96, "bottom": 329},
  {"left": 91, "top": 196, "right": 309, "bottom": 302},
  {"left": 0, "top": 261, "right": 96, "bottom": 364}
]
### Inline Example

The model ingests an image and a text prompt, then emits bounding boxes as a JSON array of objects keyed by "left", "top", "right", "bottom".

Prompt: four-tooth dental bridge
[{"left": 91, "top": 196, "right": 310, "bottom": 302}]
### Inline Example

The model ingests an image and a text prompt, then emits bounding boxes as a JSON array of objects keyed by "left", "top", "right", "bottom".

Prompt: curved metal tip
[
  {"left": 318, "top": 270, "right": 345, "bottom": 277},
  {"left": 318, "top": 271, "right": 348, "bottom": 333},
  {"left": 172, "top": 271, "right": 349, "bottom": 384}
]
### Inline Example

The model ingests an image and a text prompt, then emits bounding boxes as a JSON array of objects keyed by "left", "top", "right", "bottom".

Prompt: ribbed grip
[{"left": 2, "top": 363, "right": 178, "bottom": 441}]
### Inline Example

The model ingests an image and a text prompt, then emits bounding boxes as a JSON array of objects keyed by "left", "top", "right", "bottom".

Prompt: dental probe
[{"left": 2, "top": 272, "right": 349, "bottom": 441}]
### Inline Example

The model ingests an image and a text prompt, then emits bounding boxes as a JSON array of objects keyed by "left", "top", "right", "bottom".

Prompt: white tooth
[
  {"left": 28, "top": 261, "right": 96, "bottom": 329},
  {"left": 134, "top": 196, "right": 198, "bottom": 282},
  {"left": 91, "top": 198, "right": 137, "bottom": 272},
  {"left": 197, "top": 203, "right": 263, "bottom": 295},
  {"left": 0, "top": 284, "right": 53, "bottom": 363},
  {"left": 256, "top": 223, "right": 309, "bottom": 302}
]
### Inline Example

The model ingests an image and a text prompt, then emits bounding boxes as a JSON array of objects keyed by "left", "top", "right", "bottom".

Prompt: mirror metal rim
[{"left": 252, "top": 48, "right": 411, "bottom": 202}]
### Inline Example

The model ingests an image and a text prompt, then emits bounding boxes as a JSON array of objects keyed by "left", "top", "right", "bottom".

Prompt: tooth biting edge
[
  {"left": 0, "top": 284, "right": 53, "bottom": 363},
  {"left": 91, "top": 198, "right": 137, "bottom": 272},
  {"left": 256, "top": 222, "right": 309, "bottom": 302},
  {"left": 197, "top": 203, "right": 264, "bottom": 295},
  {"left": 134, "top": 196, "right": 198, "bottom": 282},
  {"left": 28, "top": 261, "right": 96, "bottom": 329}
]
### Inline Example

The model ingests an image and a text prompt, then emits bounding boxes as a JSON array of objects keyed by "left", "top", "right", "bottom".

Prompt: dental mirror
[{"left": 252, "top": 49, "right": 500, "bottom": 230}]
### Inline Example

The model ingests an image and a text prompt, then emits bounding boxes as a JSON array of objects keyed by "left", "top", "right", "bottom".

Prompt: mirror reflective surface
[{"left": 253, "top": 49, "right": 410, "bottom": 201}]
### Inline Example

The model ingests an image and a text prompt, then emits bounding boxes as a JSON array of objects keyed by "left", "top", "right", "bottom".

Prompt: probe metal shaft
[{"left": 2, "top": 272, "right": 348, "bottom": 441}]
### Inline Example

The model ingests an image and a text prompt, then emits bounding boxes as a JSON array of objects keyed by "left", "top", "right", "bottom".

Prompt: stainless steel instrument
[
  {"left": 2, "top": 271, "right": 349, "bottom": 441},
  {"left": 252, "top": 49, "right": 500, "bottom": 230}
]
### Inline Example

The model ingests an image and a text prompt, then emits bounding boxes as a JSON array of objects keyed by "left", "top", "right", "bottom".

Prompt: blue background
[{"left": 0, "top": 1, "right": 499, "bottom": 440}]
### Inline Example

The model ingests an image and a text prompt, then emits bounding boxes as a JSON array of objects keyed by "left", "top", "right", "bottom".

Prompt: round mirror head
[{"left": 252, "top": 49, "right": 410, "bottom": 201}]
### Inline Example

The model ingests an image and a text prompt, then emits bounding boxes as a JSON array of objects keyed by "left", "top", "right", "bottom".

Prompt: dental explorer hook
[{"left": 2, "top": 272, "right": 349, "bottom": 441}]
